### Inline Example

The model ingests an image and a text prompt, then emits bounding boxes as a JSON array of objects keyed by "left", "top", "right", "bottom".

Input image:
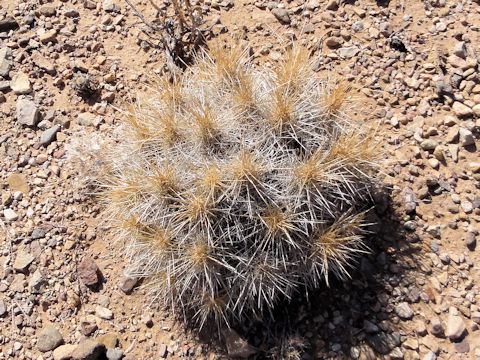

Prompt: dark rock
[
  {"left": 78, "top": 257, "right": 100, "bottom": 287},
  {"left": 465, "top": 232, "right": 476, "bottom": 251},
  {"left": 119, "top": 276, "right": 138, "bottom": 294},
  {"left": 366, "top": 332, "right": 401, "bottom": 355},
  {"left": 0, "top": 17, "right": 19, "bottom": 32},
  {"left": 271, "top": 8, "right": 290, "bottom": 24}
]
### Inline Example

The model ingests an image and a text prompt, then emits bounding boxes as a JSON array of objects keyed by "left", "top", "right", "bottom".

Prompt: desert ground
[{"left": 1, "top": 0, "right": 480, "bottom": 359}]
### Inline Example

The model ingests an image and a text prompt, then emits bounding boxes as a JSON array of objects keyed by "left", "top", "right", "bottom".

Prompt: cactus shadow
[{"left": 200, "top": 185, "right": 425, "bottom": 359}]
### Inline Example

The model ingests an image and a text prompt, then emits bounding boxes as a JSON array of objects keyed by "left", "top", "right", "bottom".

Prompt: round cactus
[{"left": 102, "top": 44, "right": 380, "bottom": 327}]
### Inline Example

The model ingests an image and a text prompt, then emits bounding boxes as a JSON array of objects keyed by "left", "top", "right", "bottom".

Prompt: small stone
[
  {"left": 326, "top": 0, "right": 339, "bottom": 10},
  {"left": 466, "top": 232, "right": 476, "bottom": 250},
  {"left": 13, "top": 250, "right": 34, "bottom": 272},
  {"left": 78, "top": 257, "right": 100, "bottom": 286},
  {"left": 119, "top": 276, "right": 138, "bottom": 294},
  {"left": 367, "top": 332, "right": 401, "bottom": 355},
  {"left": 39, "top": 29, "right": 57, "bottom": 43},
  {"left": 32, "top": 51, "right": 56, "bottom": 75},
  {"left": 445, "top": 127, "right": 459, "bottom": 143},
  {"left": 16, "top": 97, "right": 40, "bottom": 127},
  {"left": 352, "top": 21, "right": 364, "bottom": 32},
  {"left": 338, "top": 46, "right": 359, "bottom": 59},
  {"left": 80, "top": 320, "right": 98, "bottom": 336},
  {"left": 420, "top": 139, "right": 438, "bottom": 151},
  {"left": 38, "top": 4, "right": 57, "bottom": 16},
  {"left": 10, "top": 72, "right": 31, "bottom": 94},
  {"left": 446, "top": 314, "right": 466, "bottom": 341},
  {"left": 429, "top": 158, "right": 440, "bottom": 169},
  {"left": 71, "top": 339, "right": 105, "bottom": 360},
  {"left": 435, "top": 21, "right": 447, "bottom": 32},
  {"left": 0, "top": 47, "right": 12, "bottom": 77},
  {"left": 106, "top": 348, "right": 123, "bottom": 360},
  {"left": 461, "top": 201, "right": 473, "bottom": 213},
  {"left": 95, "top": 305, "right": 113, "bottom": 320},
  {"left": 326, "top": 36, "right": 343, "bottom": 49},
  {"left": 4, "top": 208, "right": 18, "bottom": 222},
  {"left": 454, "top": 42, "right": 467, "bottom": 59},
  {"left": 395, "top": 302, "right": 414, "bottom": 320},
  {"left": 0, "top": 299, "right": 6, "bottom": 317},
  {"left": 423, "top": 351, "right": 436, "bottom": 360},
  {"left": 452, "top": 102, "right": 473, "bottom": 117},
  {"left": 271, "top": 8, "right": 290, "bottom": 24},
  {"left": 433, "top": 146, "right": 445, "bottom": 162},
  {"left": 472, "top": 311, "right": 480, "bottom": 324},
  {"left": 363, "top": 320, "right": 380, "bottom": 334},
  {"left": 459, "top": 128, "right": 474, "bottom": 148},
  {"left": 37, "top": 326, "right": 64, "bottom": 352},
  {"left": 53, "top": 344, "right": 77, "bottom": 360},
  {"left": 40, "top": 125, "right": 60, "bottom": 146},
  {"left": 29, "top": 269, "right": 47, "bottom": 292},
  {"left": 0, "top": 17, "right": 19, "bottom": 32},
  {"left": 103, "top": 0, "right": 120, "bottom": 12},
  {"left": 77, "top": 112, "right": 97, "bottom": 126}
]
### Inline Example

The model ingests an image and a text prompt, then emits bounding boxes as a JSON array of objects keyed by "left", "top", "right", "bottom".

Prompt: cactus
[{"left": 102, "top": 43, "right": 380, "bottom": 327}]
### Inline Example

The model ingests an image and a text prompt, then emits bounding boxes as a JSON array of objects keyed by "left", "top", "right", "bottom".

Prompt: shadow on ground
[{"left": 198, "top": 185, "right": 426, "bottom": 359}]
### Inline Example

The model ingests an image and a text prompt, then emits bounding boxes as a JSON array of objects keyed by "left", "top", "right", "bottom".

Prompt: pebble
[
  {"left": 39, "top": 29, "right": 57, "bottom": 43},
  {"left": 420, "top": 139, "right": 438, "bottom": 151},
  {"left": 459, "top": 128, "right": 474, "bottom": 147},
  {"left": 106, "top": 348, "right": 123, "bottom": 360},
  {"left": 37, "top": 326, "right": 64, "bottom": 352},
  {"left": 395, "top": 302, "right": 414, "bottom": 320},
  {"left": 271, "top": 8, "right": 290, "bottom": 24},
  {"left": 0, "top": 299, "right": 6, "bottom": 317},
  {"left": 423, "top": 351, "right": 436, "bottom": 360},
  {"left": 16, "top": 97, "right": 40, "bottom": 127},
  {"left": 430, "top": 318, "right": 444, "bottom": 337},
  {"left": 10, "top": 72, "right": 32, "bottom": 94},
  {"left": 446, "top": 313, "right": 466, "bottom": 341},
  {"left": 0, "top": 47, "right": 12, "bottom": 77},
  {"left": 3, "top": 208, "right": 18, "bottom": 222},
  {"left": 338, "top": 46, "right": 359, "bottom": 59},
  {"left": 71, "top": 339, "right": 105, "bottom": 360},
  {"left": 119, "top": 276, "right": 138, "bottom": 294},
  {"left": 13, "top": 250, "right": 35, "bottom": 272},
  {"left": 40, "top": 125, "right": 61, "bottom": 146},
  {"left": 53, "top": 344, "right": 78, "bottom": 360},
  {"left": 452, "top": 102, "right": 473, "bottom": 117},
  {"left": 78, "top": 257, "right": 100, "bottom": 286},
  {"left": 0, "top": 17, "right": 19, "bottom": 32},
  {"left": 95, "top": 305, "right": 113, "bottom": 320},
  {"left": 326, "top": 36, "right": 343, "bottom": 49}
]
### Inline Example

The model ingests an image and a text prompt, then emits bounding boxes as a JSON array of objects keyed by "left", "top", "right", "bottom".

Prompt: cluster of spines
[{"left": 103, "top": 43, "right": 379, "bottom": 327}]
